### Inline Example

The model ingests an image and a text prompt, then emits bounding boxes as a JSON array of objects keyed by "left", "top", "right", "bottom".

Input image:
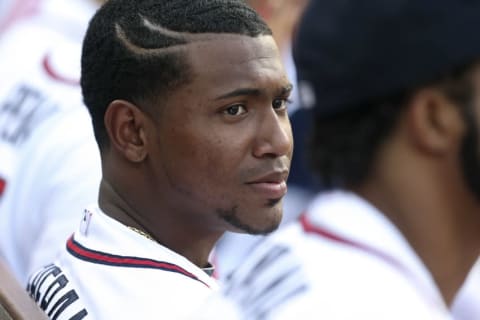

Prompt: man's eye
[
  {"left": 224, "top": 104, "right": 247, "bottom": 116},
  {"left": 272, "top": 98, "right": 291, "bottom": 110}
]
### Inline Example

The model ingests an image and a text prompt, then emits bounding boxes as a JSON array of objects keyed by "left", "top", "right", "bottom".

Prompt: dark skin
[
  {"left": 99, "top": 34, "right": 293, "bottom": 268},
  {"left": 354, "top": 64, "right": 480, "bottom": 305}
]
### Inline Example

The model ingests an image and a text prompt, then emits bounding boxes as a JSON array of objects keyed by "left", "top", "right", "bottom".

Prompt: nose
[{"left": 252, "top": 110, "right": 293, "bottom": 159}]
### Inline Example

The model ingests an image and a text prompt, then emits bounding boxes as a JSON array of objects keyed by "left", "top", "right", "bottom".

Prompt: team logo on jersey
[
  {"left": 79, "top": 209, "right": 93, "bottom": 236},
  {"left": 27, "top": 264, "right": 88, "bottom": 320}
]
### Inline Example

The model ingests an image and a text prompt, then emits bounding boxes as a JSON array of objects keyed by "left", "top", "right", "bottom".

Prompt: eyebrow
[{"left": 215, "top": 83, "right": 294, "bottom": 101}]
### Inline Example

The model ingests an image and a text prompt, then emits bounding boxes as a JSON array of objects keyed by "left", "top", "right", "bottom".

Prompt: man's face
[{"left": 145, "top": 35, "right": 293, "bottom": 235}]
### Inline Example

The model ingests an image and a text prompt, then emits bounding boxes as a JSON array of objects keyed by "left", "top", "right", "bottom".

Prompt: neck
[
  {"left": 98, "top": 178, "right": 222, "bottom": 268},
  {"left": 356, "top": 158, "right": 480, "bottom": 305}
]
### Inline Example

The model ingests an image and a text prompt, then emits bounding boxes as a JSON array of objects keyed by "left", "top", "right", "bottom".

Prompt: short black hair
[
  {"left": 310, "top": 63, "right": 476, "bottom": 189},
  {"left": 81, "top": 0, "right": 272, "bottom": 150}
]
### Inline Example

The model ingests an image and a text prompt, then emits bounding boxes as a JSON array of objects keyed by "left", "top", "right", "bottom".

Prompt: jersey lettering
[
  {"left": 222, "top": 244, "right": 308, "bottom": 319},
  {"left": 0, "top": 84, "right": 58, "bottom": 145},
  {"left": 27, "top": 264, "right": 88, "bottom": 320}
]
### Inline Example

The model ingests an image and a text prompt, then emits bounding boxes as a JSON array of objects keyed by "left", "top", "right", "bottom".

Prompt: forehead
[{"left": 183, "top": 34, "right": 288, "bottom": 93}]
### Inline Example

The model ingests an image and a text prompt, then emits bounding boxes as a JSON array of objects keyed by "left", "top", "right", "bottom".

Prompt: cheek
[
  {"left": 166, "top": 131, "right": 242, "bottom": 184},
  {"left": 287, "top": 124, "right": 294, "bottom": 156},
  {"left": 281, "top": 117, "right": 294, "bottom": 159},
  {"left": 200, "top": 137, "right": 245, "bottom": 179}
]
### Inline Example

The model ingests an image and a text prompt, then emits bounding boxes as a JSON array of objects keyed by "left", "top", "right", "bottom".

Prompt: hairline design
[{"left": 116, "top": 15, "right": 266, "bottom": 56}]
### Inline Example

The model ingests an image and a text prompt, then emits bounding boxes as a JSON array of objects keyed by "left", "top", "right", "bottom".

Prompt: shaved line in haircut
[{"left": 116, "top": 15, "right": 255, "bottom": 56}]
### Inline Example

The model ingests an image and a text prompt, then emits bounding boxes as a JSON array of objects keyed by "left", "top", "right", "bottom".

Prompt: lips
[{"left": 246, "top": 170, "right": 289, "bottom": 199}]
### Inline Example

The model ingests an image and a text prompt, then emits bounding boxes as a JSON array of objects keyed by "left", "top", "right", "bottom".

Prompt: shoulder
[
  {"left": 219, "top": 219, "right": 449, "bottom": 319},
  {"left": 26, "top": 232, "right": 217, "bottom": 319}
]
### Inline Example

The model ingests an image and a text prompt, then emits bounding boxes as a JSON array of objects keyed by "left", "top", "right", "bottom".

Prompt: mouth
[{"left": 245, "top": 171, "right": 289, "bottom": 199}]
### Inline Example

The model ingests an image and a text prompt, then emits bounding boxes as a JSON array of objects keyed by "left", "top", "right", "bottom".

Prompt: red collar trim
[{"left": 66, "top": 236, "right": 210, "bottom": 288}]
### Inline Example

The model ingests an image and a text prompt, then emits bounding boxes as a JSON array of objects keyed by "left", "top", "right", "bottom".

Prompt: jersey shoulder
[{"left": 27, "top": 233, "right": 217, "bottom": 319}]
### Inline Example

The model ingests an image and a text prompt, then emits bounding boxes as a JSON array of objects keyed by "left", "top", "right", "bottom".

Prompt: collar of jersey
[{"left": 72, "top": 204, "right": 217, "bottom": 288}]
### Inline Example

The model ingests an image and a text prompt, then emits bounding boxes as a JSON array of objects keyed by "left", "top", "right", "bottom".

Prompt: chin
[{"left": 217, "top": 205, "right": 283, "bottom": 235}]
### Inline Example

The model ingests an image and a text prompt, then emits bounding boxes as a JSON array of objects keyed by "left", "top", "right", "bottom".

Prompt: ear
[
  {"left": 104, "top": 99, "right": 149, "bottom": 162},
  {"left": 406, "top": 88, "right": 465, "bottom": 155}
]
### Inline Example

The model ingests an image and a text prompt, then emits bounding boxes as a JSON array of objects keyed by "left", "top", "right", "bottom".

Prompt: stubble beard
[{"left": 217, "top": 199, "right": 282, "bottom": 235}]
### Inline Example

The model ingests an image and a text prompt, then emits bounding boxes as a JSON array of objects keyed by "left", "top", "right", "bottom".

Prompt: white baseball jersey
[
  {"left": 452, "top": 260, "right": 480, "bottom": 320},
  {"left": 205, "top": 191, "right": 454, "bottom": 319},
  {"left": 0, "top": 0, "right": 101, "bottom": 283},
  {"left": 27, "top": 205, "right": 219, "bottom": 320},
  {"left": 0, "top": 0, "right": 13, "bottom": 29},
  {"left": 0, "top": 0, "right": 43, "bottom": 35}
]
